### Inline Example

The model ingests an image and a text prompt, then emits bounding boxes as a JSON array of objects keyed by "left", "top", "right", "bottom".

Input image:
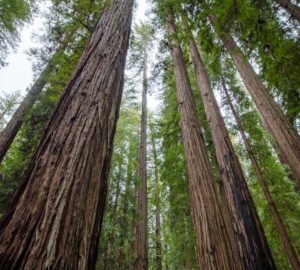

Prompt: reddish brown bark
[
  {"left": 135, "top": 43, "right": 148, "bottom": 270},
  {"left": 188, "top": 34, "right": 275, "bottom": 269},
  {"left": 211, "top": 19, "right": 300, "bottom": 190},
  {"left": 222, "top": 77, "right": 300, "bottom": 270},
  {"left": 274, "top": 0, "right": 300, "bottom": 21},
  {"left": 0, "top": 0, "right": 133, "bottom": 269},
  {"left": 167, "top": 12, "right": 243, "bottom": 270}
]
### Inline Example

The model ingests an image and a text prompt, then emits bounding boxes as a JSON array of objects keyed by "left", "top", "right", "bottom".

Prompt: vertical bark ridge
[
  {"left": 209, "top": 14, "right": 300, "bottom": 190},
  {"left": 222, "top": 77, "right": 300, "bottom": 270},
  {"left": 188, "top": 34, "right": 275, "bottom": 269},
  {"left": 0, "top": 0, "right": 134, "bottom": 269},
  {"left": 167, "top": 11, "right": 243, "bottom": 270}
]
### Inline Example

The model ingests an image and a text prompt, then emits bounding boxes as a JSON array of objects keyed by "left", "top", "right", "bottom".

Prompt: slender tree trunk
[
  {"left": 0, "top": 107, "right": 11, "bottom": 124},
  {"left": 106, "top": 165, "right": 122, "bottom": 270},
  {"left": 132, "top": 178, "right": 139, "bottom": 269},
  {"left": 188, "top": 34, "right": 275, "bottom": 269},
  {"left": 222, "top": 76, "right": 300, "bottom": 270},
  {"left": 150, "top": 123, "right": 162, "bottom": 270},
  {"left": 135, "top": 44, "right": 149, "bottom": 270},
  {"left": 166, "top": 11, "right": 243, "bottom": 270},
  {"left": 0, "top": 65, "right": 49, "bottom": 163},
  {"left": 274, "top": 0, "right": 300, "bottom": 21},
  {"left": 119, "top": 170, "right": 131, "bottom": 264},
  {"left": 112, "top": 166, "right": 122, "bottom": 225},
  {"left": 210, "top": 17, "right": 300, "bottom": 189},
  {"left": 154, "top": 199, "right": 162, "bottom": 270},
  {"left": 0, "top": 34, "right": 75, "bottom": 164},
  {"left": 0, "top": 1, "right": 133, "bottom": 269}
]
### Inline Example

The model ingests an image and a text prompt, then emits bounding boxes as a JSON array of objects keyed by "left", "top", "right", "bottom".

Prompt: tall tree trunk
[
  {"left": 120, "top": 154, "right": 133, "bottom": 247},
  {"left": 210, "top": 17, "right": 300, "bottom": 189},
  {"left": 106, "top": 164, "right": 122, "bottom": 270},
  {"left": 149, "top": 123, "right": 162, "bottom": 270},
  {"left": 135, "top": 43, "right": 148, "bottom": 270},
  {"left": 188, "top": 34, "right": 275, "bottom": 269},
  {"left": 0, "top": 34, "right": 74, "bottom": 164},
  {"left": 166, "top": 11, "right": 243, "bottom": 270},
  {"left": 222, "top": 76, "right": 300, "bottom": 270},
  {"left": 274, "top": 0, "right": 300, "bottom": 22},
  {"left": 0, "top": 65, "right": 49, "bottom": 163},
  {"left": 0, "top": 1, "right": 133, "bottom": 269},
  {"left": 131, "top": 175, "right": 139, "bottom": 269}
]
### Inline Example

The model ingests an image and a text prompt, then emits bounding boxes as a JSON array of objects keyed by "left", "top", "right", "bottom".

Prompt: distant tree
[
  {"left": 131, "top": 22, "right": 154, "bottom": 270},
  {"left": 186, "top": 19, "right": 275, "bottom": 268},
  {"left": 0, "top": 92, "right": 21, "bottom": 130},
  {"left": 165, "top": 9, "right": 243, "bottom": 269}
]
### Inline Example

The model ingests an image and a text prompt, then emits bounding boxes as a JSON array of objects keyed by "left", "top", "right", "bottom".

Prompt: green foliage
[
  {"left": 220, "top": 57, "right": 300, "bottom": 269},
  {"left": 0, "top": 0, "right": 103, "bottom": 216},
  {"left": 157, "top": 64, "right": 198, "bottom": 269},
  {"left": 0, "top": 0, "right": 34, "bottom": 67},
  {"left": 1, "top": 0, "right": 300, "bottom": 268},
  {"left": 97, "top": 90, "right": 141, "bottom": 269},
  {"left": 0, "top": 91, "right": 21, "bottom": 130}
]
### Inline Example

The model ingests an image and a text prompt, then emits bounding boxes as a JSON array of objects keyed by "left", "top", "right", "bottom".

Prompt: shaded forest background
[{"left": 0, "top": 0, "right": 299, "bottom": 269}]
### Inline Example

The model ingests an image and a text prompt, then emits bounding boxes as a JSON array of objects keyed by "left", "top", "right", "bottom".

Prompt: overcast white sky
[{"left": 0, "top": 0, "right": 149, "bottom": 97}]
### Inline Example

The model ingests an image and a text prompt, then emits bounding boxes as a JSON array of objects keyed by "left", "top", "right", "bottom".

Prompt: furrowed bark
[
  {"left": 167, "top": 11, "right": 243, "bottom": 270},
  {"left": 274, "top": 0, "right": 300, "bottom": 22},
  {"left": 0, "top": 0, "right": 133, "bottom": 269},
  {"left": 210, "top": 15, "right": 300, "bottom": 190},
  {"left": 135, "top": 43, "right": 148, "bottom": 270},
  {"left": 188, "top": 34, "right": 275, "bottom": 269},
  {"left": 222, "top": 77, "right": 300, "bottom": 270}
]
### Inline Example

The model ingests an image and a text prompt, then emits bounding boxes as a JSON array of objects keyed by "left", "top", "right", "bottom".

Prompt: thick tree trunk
[
  {"left": 274, "top": 0, "right": 300, "bottom": 22},
  {"left": 150, "top": 124, "right": 162, "bottom": 270},
  {"left": 188, "top": 35, "right": 275, "bottom": 269},
  {"left": 212, "top": 20, "right": 300, "bottom": 189},
  {"left": 222, "top": 77, "right": 300, "bottom": 270},
  {"left": 0, "top": 1, "right": 133, "bottom": 269},
  {"left": 167, "top": 12, "right": 243, "bottom": 270},
  {"left": 135, "top": 44, "right": 148, "bottom": 270}
]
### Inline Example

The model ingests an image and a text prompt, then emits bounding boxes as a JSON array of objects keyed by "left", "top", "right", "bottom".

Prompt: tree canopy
[{"left": 0, "top": 0, "right": 299, "bottom": 269}]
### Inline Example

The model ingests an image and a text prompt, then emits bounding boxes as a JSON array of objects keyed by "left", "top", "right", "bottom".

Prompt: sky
[{"left": 0, "top": 0, "right": 150, "bottom": 97}]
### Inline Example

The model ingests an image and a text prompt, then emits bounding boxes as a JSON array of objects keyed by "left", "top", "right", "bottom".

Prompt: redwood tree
[
  {"left": 135, "top": 35, "right": 149, "bottom": 270},
  {"left": 209, "top": 14, "right": 300, "bottom": 189},
  {"left": 0, "top": 28, "right": 79, "bottom": 164},
  {"left": 150, "top": 122, "right": 162, "bottom": 270},
  {"left": 166, "top": 10, "right": 243, "bottom": 269},
  {"left": 187, "top": 30, "right": 276, "bottom": 269},
  {"left": 221, "top": 75, "right": 300, "bottom": 270},
  {"left": 0, "top": 64, "right": 49, "bottom": 163},
  {"left": 0, "top": 0, "right": 134, "bottom": 269}
]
